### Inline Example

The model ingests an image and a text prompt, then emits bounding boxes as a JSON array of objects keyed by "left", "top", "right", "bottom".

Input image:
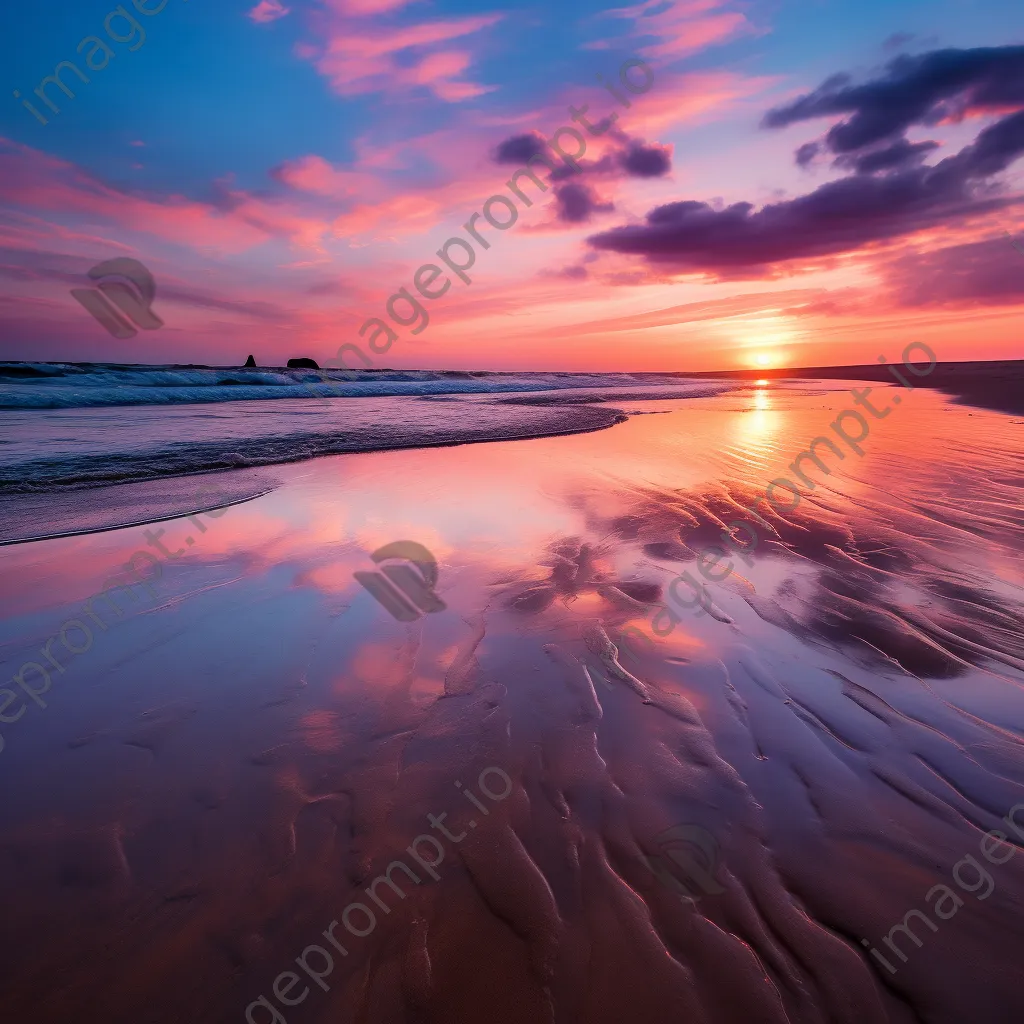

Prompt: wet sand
[
  {"left": 687, "top": 358, "right": 1024, "bottom": 417},
  {"left": 1, "top": 379, "right": 1023, "bottom": 1024}
]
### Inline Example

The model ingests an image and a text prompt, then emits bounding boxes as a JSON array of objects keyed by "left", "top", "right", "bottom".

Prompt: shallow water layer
[
  {"left": 0, "top": 380, "right": 1022, "bottom": 1024},
  {"left": 0, "top": 370, "right": 731, "bottom": 503}
]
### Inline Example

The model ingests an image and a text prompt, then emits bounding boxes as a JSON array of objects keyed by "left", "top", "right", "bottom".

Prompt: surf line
[
  {"left": 0, "top": 481, "right": 232, "bottom": 755},
  {"left": 616, "top": 341, "right": 940, "bottom": 645}
]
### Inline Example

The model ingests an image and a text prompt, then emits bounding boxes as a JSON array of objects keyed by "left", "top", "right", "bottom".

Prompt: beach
[{"left": 1, "top": 370, "right": 1023, "bottom": 1023}]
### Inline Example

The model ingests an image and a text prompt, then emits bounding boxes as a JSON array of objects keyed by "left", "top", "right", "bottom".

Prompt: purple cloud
[{"left": 555, "top": 182, "right": 614, "bottom": 224}]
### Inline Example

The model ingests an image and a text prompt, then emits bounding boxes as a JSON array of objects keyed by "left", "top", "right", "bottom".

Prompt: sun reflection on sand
[{"left": 735, "top": 384, "right": 781, "bottom": 449}]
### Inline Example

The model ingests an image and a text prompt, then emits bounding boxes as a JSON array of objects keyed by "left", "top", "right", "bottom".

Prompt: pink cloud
[
  {"left": 396, "top": 50, "right": 496, "bottom": 101},
  {"left": 306, "top": 5, "right": 501, "bottom": 101},
  {"left": 248, "top": 0, "right": 291, "bottom": 24},
  {"left": 624, "top": 70, "right": 778, "bottom": 134},
  {"left": 324, "top": 0, "right": 411, "bottom": 12},
  {"left": 331, "top": 191, "right": 446, "bottom": 237},
  {"left": 272, "top": 64, "right": 770, "bottom": 247},
  {"left": 605, "top": 0, "right": 754, "bottom": 59},
  {"left": 0, "top": 139, "right": 330, "bottom": 255},
  {"left": 272, "top": 155, "right": 365, "bottom": 198}
]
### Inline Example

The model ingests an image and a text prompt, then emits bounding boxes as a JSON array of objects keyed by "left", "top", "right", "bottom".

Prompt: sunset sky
[{"left": 1, "top": 0, "right": 1023, "bottom": 371}]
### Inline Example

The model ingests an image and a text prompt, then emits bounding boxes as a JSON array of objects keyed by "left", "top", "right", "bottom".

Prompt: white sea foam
[
  {"left": 0, "top": 365, "right": 740, "bottom": 511},
  {"left": 0, "top": 363, "right": 730, "bottom": 410}
]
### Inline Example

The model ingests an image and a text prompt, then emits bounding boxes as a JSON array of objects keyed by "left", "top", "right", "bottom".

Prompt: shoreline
[
  {"left": 0, "top": 404, "right": 629, "bottom": 545},
  {"left": 1, "top": 358, "right": 1019, "bottom": 545}
]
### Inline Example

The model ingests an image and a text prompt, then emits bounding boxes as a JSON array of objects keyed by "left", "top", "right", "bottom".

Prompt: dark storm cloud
[{"left": 763, "top": 45, "right": 1024, "bottom": 156}]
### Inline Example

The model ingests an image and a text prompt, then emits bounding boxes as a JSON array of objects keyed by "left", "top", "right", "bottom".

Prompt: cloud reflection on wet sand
[{"left": 0, "top": 381, "right": 1022, "bottom": 1024}]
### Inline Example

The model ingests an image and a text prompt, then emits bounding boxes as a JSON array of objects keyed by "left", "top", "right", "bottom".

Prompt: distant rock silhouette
[
  {"left": 244, "top": 354, "right": 256, "bottom": 367},
  {"left": 287, "top": 357, "right": 320, "bottom": 369}
]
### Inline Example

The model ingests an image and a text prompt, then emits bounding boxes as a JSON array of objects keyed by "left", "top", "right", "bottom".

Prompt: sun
[{"left": 753, "top": 352, "right": 777, "bottom": 368}]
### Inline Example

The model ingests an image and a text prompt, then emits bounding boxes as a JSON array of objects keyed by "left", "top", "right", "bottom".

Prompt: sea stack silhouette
[
  {"left": 244, "top": 354, "right": 256, "bottom": 367},
  {"left": 287, "top": 357, "right": 319, "bottom": 369}
]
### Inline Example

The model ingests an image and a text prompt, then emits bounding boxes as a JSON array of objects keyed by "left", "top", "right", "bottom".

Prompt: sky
[{"left": 1, "top": 0, "right": 1023, "bottom": 372}]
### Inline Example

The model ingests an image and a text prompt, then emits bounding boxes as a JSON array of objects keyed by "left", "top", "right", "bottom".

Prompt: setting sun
[{"left": 753, "top": 352, "right": 778, "bottom": 368}]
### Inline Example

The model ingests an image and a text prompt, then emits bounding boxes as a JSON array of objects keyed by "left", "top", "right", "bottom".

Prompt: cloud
[
  {"left": 0, "top": 138, "right": 331, "bottom": 254},
  {"left": 617, "top": 138, "right": 672, "bottom": 177},
  {"left": 493, "top": 132, "right": 548, "bottom": 165},
  {"left": 554, "top": 182, "right": 614, "bottom": 224},
  {"left": 489, "top": 128, "right": 662, "bottom": 228},
  {"left": 0, "top": 244, "right": 301, "bottom": 325},
  {"left": 836, "top": 138, "right": 939, "bottom": 174},
  {"left": 586, "top": 159, "right": 1014, "bottom": 277},
  {"left": 587, "top": 47, "right": 1024, "bottom": 278},
  {"left": 883, "top": 32, "right": 916, "bottom": 52},
  {"left": 325, "top": 0, "right": 411, "bottom": 12},
  {"left": 331, "top": 191, "right": 445, "bottom": 237},
  {"left": 248, "top": 0, "right": 291, "bottom": 23},
  {"left": 555, "top": 288, "right": 833, "bottom": 336},
  {"left": 764, "top": 45, "right": 1024, "bottom": 158},
  {"left": 272, "top": 155, "right": 358, "bottom": 197},
  {"left": 603, "top": 0, "right": 753, "bottom": 60},
  {"left": 883, "top": 235, "right": 1024, "bottom": 308},
  {"left": 542, "top": 263, "right": 590, "bottom": 280},
  {"left": 305, "top": 4, "right": 500, "bottom": 101},
  {"left": 795, "top": 141, "right": 819, "bottom": 167},
  {"left": 493, "top": 129, "right": 671, "bottom": 181}
]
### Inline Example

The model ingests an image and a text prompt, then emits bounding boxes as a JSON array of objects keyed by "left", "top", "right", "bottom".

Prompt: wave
[{"left": 0, "top": 362, "right": 722, "bottom": 410}]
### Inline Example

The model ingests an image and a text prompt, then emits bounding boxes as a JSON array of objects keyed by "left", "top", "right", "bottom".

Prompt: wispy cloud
[
  {"left": 303, "top": 2, "right": 501, "bottom": 101},
  {"left": 603, "top": 0, "right": 754, "bottom": 59},
  {"left": 0, "top": 139, "right": 330, "bottom": 254},
  {"left": 247, "top": 0, "right": 291, "bottom": 24}
]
